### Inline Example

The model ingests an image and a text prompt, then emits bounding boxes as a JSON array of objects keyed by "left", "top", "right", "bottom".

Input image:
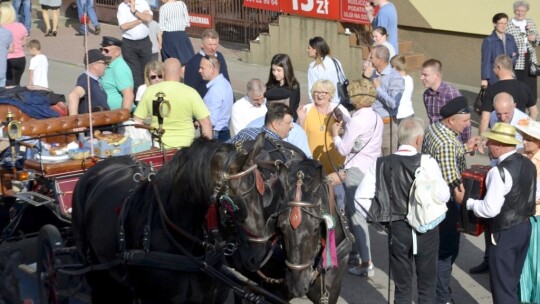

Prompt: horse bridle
[
  {"left": 210, "top": 148, "right": 273, "bottom": 250},
  {"left": 280, "top": 170, "right": 325, "bottom": 272}
]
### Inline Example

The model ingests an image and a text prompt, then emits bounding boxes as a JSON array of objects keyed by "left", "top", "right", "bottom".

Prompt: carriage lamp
[
  {"left": 152, "top": 92, "right": 170, "bottom": 152},
  {"left": 10, "top": 169, "right": 35, "bottom": 193}
]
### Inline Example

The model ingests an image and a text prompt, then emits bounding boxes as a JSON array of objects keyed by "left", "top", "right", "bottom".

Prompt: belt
[{"left": 382, "top": 116, "right": 396, "bottom": 125}]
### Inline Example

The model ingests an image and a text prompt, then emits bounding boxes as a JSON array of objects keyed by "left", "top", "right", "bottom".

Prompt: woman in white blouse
[{"left": 307, "top": 36, "right": 345, "bottom": 104}]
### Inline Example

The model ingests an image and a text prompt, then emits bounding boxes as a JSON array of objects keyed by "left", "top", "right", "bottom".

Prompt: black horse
[
  {"left": 274, "top": 159, "right": 352, "bottom": 304},
  {"left": 231, "top": 136, "right": 351, "bottom": 303},
  {"left": 72, "top": 137, "right": 271, "bottom": 303}
]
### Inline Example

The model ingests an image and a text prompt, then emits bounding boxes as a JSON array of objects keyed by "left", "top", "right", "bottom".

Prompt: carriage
[{"left": 0, "top": 105, "right": 352, "bottom": 304}]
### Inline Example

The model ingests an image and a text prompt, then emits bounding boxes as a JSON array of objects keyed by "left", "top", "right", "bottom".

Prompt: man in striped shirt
[{"left": 422, "top": 96, "right": 482, "bottom": 304}]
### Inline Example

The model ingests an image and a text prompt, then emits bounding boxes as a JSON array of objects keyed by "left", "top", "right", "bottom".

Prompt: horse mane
[{"left": 153, "top": 138, "right": 237, "bottom": 214}]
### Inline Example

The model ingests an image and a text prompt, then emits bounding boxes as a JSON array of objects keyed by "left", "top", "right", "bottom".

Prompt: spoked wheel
[{"left": 37, "top": 224, "right": 69, "bottom": 304}]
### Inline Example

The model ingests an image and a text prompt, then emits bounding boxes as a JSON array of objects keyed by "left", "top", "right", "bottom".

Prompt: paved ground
[{"left": 12, "top": 15, "right": 496, "bottom": 304}]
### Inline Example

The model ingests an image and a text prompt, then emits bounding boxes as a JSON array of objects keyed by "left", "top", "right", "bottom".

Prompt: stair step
[
  {"left": 398, "top": 40, "right": 412, "bottom": 54},
  {"left": 402, "top": 52, "right": 425, "bottom": 70}
]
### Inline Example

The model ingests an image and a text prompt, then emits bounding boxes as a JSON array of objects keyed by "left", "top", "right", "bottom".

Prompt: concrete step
[
  {"left": 402, "top": 52, "right": 425, "bottom": 70},
  {"left": 398, "top": 40, "right": 412, "bottom": 54}
]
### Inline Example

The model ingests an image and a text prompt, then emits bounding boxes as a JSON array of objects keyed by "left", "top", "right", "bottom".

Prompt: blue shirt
[
  {"left": 247, "top": 117, "right": 313, "bottom": 158},
  {"left": 373, "top": 2, "right": 398, "bottom": 54},
  {"left": 227, "top": 126, "right": 281, "bottom": 144},
  {"left": 372, "top": 65, "right": 404, "bottom": 118},
  {"left": 203, "top": 73, "right": 233, "bottom": 131}
]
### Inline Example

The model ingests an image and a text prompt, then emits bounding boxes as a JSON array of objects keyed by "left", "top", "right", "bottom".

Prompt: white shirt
[
  {"left": 396, "top": 74, "right": 414, "bottom": 119},
  {"left": 355, "top": 146, "right": 450, "bottom": 217},
  {"left": 117, "top": 0, "right": 152, "bottom": 40},
  {"left": 159, "top": 1, "right": 190, "bottom": 32},
  {"left": 307, "top": 56, "right": 343, "bottom": 104},
  {"left": 466, "top": 150, "right": 515, "bottom": 218},
  {"left": 135, "top": 84, "right": 147, "bottom": 102},
  {"left": 230, "top": 95, "right": 267, "bottom": 136},
  {"left": 29, "top": 54, "right": 48, "bottom": 88},
  {"left": 380, "top": 41, "right": 396, "bottom": 59}
]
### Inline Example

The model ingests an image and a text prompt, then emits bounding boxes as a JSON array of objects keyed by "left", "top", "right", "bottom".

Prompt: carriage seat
[{"left": 21, "top": 109, "right": 131, "bottom": 175}]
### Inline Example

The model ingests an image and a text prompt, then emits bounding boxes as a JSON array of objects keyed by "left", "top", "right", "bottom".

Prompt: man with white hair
[{"left": 230, "top": 79, "right": 267, "bottom": 135}]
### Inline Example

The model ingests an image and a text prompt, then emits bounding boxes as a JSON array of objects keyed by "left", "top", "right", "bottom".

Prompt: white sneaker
[{"left": 348, "top": 263, "right": 374, "bottom": 277}]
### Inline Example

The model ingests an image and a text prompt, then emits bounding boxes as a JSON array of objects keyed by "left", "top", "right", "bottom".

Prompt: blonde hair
[
  {"left": 347, "top": 79, "right": 376, "bottom": 109},
  {"left": 0, "top": 3, "right": 16, "bottom": 24},
  {"left": 311, "top": 79, "right": 336, "bottom": 99},
  {"left": 143, "top": 61, "right": 164, "bottom": 85},
  {"left": 390, "top": 55, "right": 407, "bottom": 72}
]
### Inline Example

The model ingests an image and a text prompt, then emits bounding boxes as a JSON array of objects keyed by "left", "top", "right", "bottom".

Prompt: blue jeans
[
  {"left": 12, "top": 0, "right": 31, "bottom": 32},
  {"left": 77, "top": 0, "right": 100, "bottom": 32},
  {"left": 213, "top": 129, "right": 230, "bottom": 142}
]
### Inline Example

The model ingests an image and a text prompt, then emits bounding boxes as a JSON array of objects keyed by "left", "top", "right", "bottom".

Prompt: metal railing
[{"left": 93, "top": 0, "right": 279, "bottom": 45}]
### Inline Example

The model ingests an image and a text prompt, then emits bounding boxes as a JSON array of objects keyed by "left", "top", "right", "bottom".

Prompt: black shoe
[
  {"left": 45, "top": 29, "right": 52, "bottom": 37},
  {"left": 94, "top": 26, "right": 101, "bottom": 35},
  {"left": 469, "top": 261, "right": 489, "bottom": 274}
]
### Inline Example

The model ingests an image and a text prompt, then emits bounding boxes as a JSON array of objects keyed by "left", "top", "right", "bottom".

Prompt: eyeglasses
[
  {"left": 204, "top": 54, "right": 216, "bottom": 68},
  {"left": 313, "top": 91, "right": 329, "bottom": 96},
  {"left": 149, "top": 74, "right": 163, "bottom": 80}
]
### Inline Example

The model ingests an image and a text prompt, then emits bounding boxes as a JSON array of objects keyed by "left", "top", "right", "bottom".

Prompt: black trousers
[
  {"left": 121, "top": 36, "right": 152, "bottom": 91},
  {"left": 6, "top": 57, "right": 26, "bottom": 86},
  {"left": 389, "top": 220, "right": 438, "bottom": 304},
  {"left": 436, "top": 200, "right": 461, "bottom": 304},
  {"left": 489, "top": 220, "right": 531, "bottom": 304},
  {"left": 515, "top": 52, "right": 538, "bottom": 102}
]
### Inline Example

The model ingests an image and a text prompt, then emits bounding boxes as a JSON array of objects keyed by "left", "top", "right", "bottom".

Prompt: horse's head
[
  {"left": 275, "top": 159, "right": 328, "bottom": 298},
  {"left": 209, "top": 134, "right": 275, "bottom": 272}
]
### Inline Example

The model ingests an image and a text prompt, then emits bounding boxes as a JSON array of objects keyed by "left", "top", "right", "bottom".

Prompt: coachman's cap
[
  {"left": 100, "top": 36, "right": 122, "bottom": 47},
  {"left": 440, "top": 96, "right": 470, "bottom": 118},
  {"left": 84, "top": 49, "right": 111, "bottom": 65},
  {"left": 264, "top": 87, "right": 290, "bottom": 102},
  {"left": 482, "top": 122, "right": 521, "bottom": 145}
]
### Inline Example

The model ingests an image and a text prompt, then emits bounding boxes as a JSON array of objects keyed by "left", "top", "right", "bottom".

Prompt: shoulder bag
[{"left": 331, "top": 58, "right": 350, "bottom": 104}]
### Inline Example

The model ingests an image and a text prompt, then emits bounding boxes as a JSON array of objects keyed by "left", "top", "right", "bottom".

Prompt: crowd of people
[{"left": 1, "top": 0, "right": 540, "bottom": 302}]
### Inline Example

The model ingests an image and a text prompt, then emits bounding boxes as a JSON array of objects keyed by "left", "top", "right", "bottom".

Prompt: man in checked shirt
[
  {"left": 421, "top": 58, "right": 471, "bottom": 144},
  {"left": 422, "top": 96, "right": 483, "bottom": 304}
]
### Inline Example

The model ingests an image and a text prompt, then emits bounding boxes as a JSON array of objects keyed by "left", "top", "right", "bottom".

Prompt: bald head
[
  {"left": 163, "top": 58, "right": 183, "bottom": 81},
  {"left": 493, "top": 92, "right": 516, "bottom": 123}
]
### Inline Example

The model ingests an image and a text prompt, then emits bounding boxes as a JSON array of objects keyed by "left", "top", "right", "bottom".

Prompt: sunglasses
[
  {"left": 100, "top": 47, "right": 116, "bottom": 54},
  {"left": 204, "top": 54, "right": 216, "bottom": 68},
  {"left": 149, "top": 74, "right": 163, "bottom": 80}
]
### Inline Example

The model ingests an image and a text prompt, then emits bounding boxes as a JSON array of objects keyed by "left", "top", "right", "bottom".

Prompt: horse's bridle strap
[
  {"left": 228, "top": 164, "right": 258, "bottom": 180},
  {"left": 287, "top": 201, "right": 319, "bottom": 208}
]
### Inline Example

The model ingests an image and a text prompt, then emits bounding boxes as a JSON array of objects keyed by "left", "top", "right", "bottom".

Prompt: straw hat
[
  {"left": 481, "top": 122, "right": 521, "bottom": 145},
  {"left": 515, "top": 118, "right": 540, "bottom": 141}
]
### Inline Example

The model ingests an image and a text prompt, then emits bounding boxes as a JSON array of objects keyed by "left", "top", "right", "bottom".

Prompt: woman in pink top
[
  {"left": 0, "top": 3, "right": 27, "bottom": 86},
  {"left": 331, "top": 79, "right": 383, "bottom": 277}
]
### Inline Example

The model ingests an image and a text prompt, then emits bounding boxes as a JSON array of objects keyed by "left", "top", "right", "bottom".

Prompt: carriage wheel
[{"left": 37, "top": 224, "right": 69, "bottom": 304}]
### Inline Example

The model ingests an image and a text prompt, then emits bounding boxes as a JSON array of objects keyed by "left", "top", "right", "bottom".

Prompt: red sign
[
  {"left": 189, "top": 13, "right": 212, "bottom": 29},
  {"left": 280, "top": 0, "right": 339, "bottom": 20},
  {"left": 243, "top": 0, "right": 280, "bottom": 11},
  {"left": 340, "top": 0, "right": 371, "bottom": 24}
]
